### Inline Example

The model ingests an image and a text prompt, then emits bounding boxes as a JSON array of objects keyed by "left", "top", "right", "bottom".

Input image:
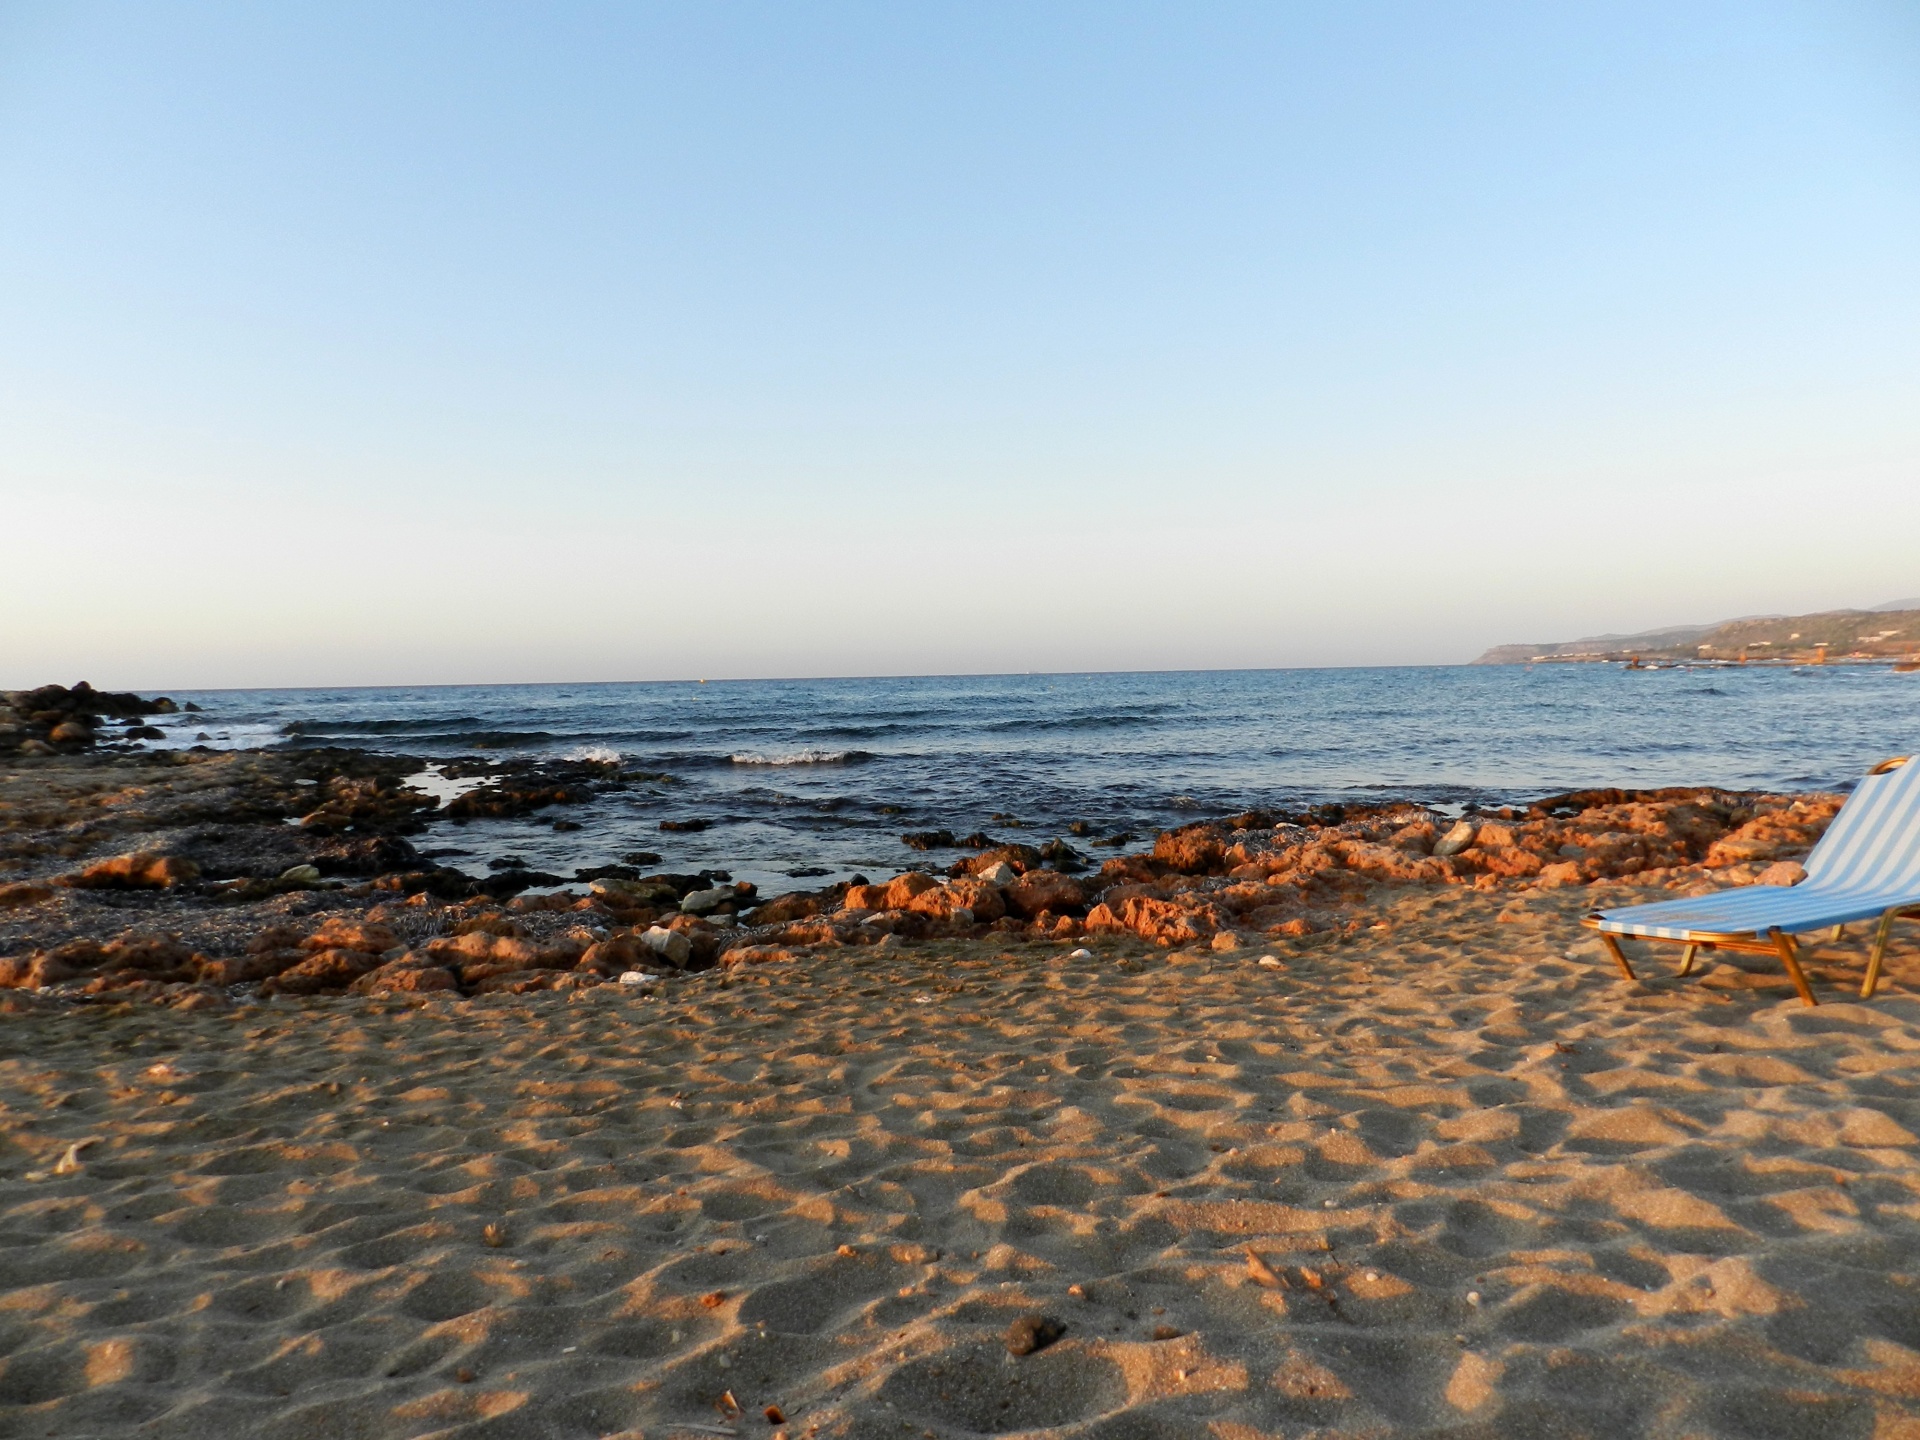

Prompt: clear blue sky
[{"left": 3, "top": 2, "right": 1918, "bottom": 687}]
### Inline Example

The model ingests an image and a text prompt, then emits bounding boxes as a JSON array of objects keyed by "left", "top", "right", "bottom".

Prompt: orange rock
[
  {"left": 1004, "top": 870, "right": 1086, "bottom": 919},
  {"left": 194, "top": 952, "right": 290, "bottom": 986},
  {"left": 1154, "top": 825, "right": 1228, "bottom": 875},
  {"left": 883, "top": 871, "right": 941, "bottom": 909},
  {"left": 719, "top": 944, "right": 797, "bottom": 969},
  {"left": 775, "top": 921, "right": 846, "bottom": 947},
  {"left": 1328, "top": 841, "right": 1451, "bottom": 884},
  {"left": 746, "top": 892, "right": 823, "bottom": 925},
  {"left": 302, "top": 919, "right": 400, "bottom": 955},
  {"left": 577, "top": 935, "right": 646, "bottom": 975},
  {"left": 350, "top": 958, "right": 458, "bottom": 994},
  {"left": 246, "top": 925, "right": 307, "bottom": 954},
  {"left": 262, "top": 947, "right": 381, "bottom": 995},
  {"left": 1088, "top": 894, "right": 1222, "bottom": 944},
  {"left": 842, "top": 884, "right": 888, "bottom": 911},
  {"left": 62, "top": 853, "right": 201, "bottom": 890},
  {"left": 426, "top": 932, "right": 541, "bottom": 967},
  {"left": 961, "top": 844, "right": 1043, "bottom": 876},
  {"left": 0, "top": 882, "right": 53, "bottom": 910},
  {"left": 1098, "top": 855, "right": 1167, "bottom": 886}
]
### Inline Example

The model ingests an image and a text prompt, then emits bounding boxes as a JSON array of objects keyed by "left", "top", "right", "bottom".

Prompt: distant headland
[{"left": 1475, "top": 598, "right": 1920, "bottom": 666}]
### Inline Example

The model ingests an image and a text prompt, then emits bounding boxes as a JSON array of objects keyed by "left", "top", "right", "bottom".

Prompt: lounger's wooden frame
[
  {"left": 1581, "top": 755, "right": 1915, "bottom": 1006},
  {"left": 1581, "top": 909, "right": 1916, "bottom": 1005}
]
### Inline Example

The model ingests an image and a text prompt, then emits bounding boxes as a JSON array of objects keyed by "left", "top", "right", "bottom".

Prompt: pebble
[{"left": 1004, "top": 1313, "right": 1066, "bottom": 1356}]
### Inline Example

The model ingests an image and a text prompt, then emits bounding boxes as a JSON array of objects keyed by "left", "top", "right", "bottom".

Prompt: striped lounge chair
[{"left": 1583, "top": 754, "right": 1919, "bottom": 1005}]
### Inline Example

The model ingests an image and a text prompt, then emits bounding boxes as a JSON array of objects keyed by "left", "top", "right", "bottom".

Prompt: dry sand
[{"left": 3, "top": 884, "right": 1920, "bottom": 1439}]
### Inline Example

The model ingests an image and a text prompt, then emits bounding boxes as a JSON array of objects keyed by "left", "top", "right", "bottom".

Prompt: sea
[{"left": 137, "top": 665, "right": 1919, "bottom": 894}]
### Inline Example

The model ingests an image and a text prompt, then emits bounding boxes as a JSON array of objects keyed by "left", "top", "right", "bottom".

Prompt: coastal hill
[{"left": 1475, "top": 598, "right": 1920, "bottom": 665}]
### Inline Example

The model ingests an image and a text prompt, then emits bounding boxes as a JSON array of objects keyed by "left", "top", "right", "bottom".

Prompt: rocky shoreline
[{"left": 0, "top": 685, "right": 1845, "bottom": 1013}]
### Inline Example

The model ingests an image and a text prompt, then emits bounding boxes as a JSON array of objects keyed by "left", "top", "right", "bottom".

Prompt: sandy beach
[{"left": 4, "top": 879, "right": 1919, "bottom": 1438}]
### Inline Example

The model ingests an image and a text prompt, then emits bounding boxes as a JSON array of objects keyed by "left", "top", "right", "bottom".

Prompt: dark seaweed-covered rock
[{"left": 2, "top": 682, "right": 176, "bottom": 751}]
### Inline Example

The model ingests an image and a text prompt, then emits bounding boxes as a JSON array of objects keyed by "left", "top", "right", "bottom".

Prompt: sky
[{"left": 2, "top": 1, "right": 1918, "bottom": 688}]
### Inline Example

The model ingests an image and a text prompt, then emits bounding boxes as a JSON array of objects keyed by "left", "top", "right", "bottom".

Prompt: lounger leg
[
  {"left": 1863, "top": 909, "right": 1898, "bottom": 1000},
  {"left": 1769, "top": 929, "right": 1817, "bottom": 1006},
  {"left": 1599, "top": 933, "right": 1636, "bottom": 981},
  {"left": 1678, "top": 943, "right": 1699, "bottom": 977},
  {"left": 1831, "top": 925, "right": 1846, "bottom": 943}
]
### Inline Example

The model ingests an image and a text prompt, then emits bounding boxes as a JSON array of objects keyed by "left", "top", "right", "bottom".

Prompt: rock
[
  {"left": 882, "top": 871, "right": 940, "bottom": 909},
  {"left": 621, "top": 850, "right": 663, "bottom": 866},
  {"left": 279, "top": 864, "right": 323, "bottom": 885},
  {"left": 1005, "top": 1314, "right": 1066, "bottom": 1356},
  {"left": 745, "top": 892, "right": 823, "bottom": 925},
  {"left": 1211, "top": 930, "right": 1243, "bottom": 951},
  {"left": 966, "top": 843, "right": 1043, "bottom": 875},
  {"left": 901, "top": 830, "right": 955, "bottom": 850},
  {"left": 18, "top": 739, "right": 55, "bottom": 757},
  {"left": 1085, "top": 894, "right": 1223, "bottom": 944},
  {"left": 658, "top": 818, "right": 711, "bottom": 832},
  {"left": 261, "top": 947, "right": 382, "bottom": 995},
  {"left": 680, "top": 886, "right": 733, "bottom": 916},
  {"left": 591, "top": 877, "right": 682, "bottom": 908},
  {"left": 719, "top": 944, "right": 797, "bottom": 969},
  {"left": 617, "top": 970, "right": 658, "bottom": 986},
  {"left": 640, "top": 926, "right": 692, "bottom": 968},
  {"left": 975, "top": 861, "right": 1019, "bottom": 887},
  {"left": 841, "top": 883, "right": 888, "bottom": 911},
  {"left": 1154, "top": 824, "right": 1227, "bottom": 875},
  {"left": 576, "top": 935, "right": 645, "bottom": 975},
  {"left": 303, "top": 918, "right": 401, "bottom": 954},
  {"left": 192, "top": 950, "right": 305, "bottom": 986},
  {"left": 124, "top": 725, "right": 166, "bottom": 741},
  {"left": 907, "top": 875, "right": 1006, "bottom": 923},
  {"left": 349, "top": 958, "right": 458, "bottom": 995},
  {"left": 63, "top": 853, "right": 201, "bottom": 890},
  {"left": 1038, "top": 838, "right": 1088, "bottom": 872},
  {"left": 1004, "top": 869, "right": 1086, "bottom": 919},
  {"left": 1433, "top": 820, "right": 1477, "bottom": 857},
  {"left": 1755, "top": 860, "right": 1807, "bottom": 887},
  {"left": 0, "top": 882, "right": 54, "bottom": 910},
  {"left": 574, "top": 864, "right": 639, "bottom": 883}
]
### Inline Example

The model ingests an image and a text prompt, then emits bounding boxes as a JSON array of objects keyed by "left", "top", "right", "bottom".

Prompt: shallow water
[{"left": 142, "top": 665, "right": 1919, "bottom": 891}]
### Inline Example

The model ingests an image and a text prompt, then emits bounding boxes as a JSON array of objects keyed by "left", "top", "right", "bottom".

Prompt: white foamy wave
[
  {"left": 729, "top": 749, "right": 858, "bottom": 767},
  {"left": 565, "top": 745, "right": 623, "bottom": 763}
]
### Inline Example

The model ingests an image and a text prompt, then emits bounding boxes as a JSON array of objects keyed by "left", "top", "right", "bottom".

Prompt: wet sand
[{"left": 4, "top": 884, "right": 1919, "bottom": 1439}]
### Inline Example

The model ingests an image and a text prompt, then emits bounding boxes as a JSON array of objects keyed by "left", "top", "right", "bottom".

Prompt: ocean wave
[
  {"left": 796, "top": 722, "right": 936, "bottom": 740},
  {"left": 564, "top": 745, "right": 623, "bottom": 763},
  {"left": 282, "top": 715, "right": 488, "bottom": 735},
  {"left": 984, "top": 712, "right": 1167, "bottom": 733},
  {"left": 729, "top": 750, "right": 873, "bottom": 767}
]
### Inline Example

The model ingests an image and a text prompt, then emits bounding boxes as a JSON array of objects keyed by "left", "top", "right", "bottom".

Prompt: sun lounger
[{"left": 1583, "top": 755, "right": 1919, "bottom": 1004}]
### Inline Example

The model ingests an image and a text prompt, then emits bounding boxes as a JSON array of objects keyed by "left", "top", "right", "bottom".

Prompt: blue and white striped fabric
[{"left": 1592, "top": 755, "right": 1920, "bottom": 941}]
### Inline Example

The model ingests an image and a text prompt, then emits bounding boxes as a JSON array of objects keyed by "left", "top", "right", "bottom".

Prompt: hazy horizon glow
[{"left": 4, "top": 2, "right": 1919, "bottom": 689}]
